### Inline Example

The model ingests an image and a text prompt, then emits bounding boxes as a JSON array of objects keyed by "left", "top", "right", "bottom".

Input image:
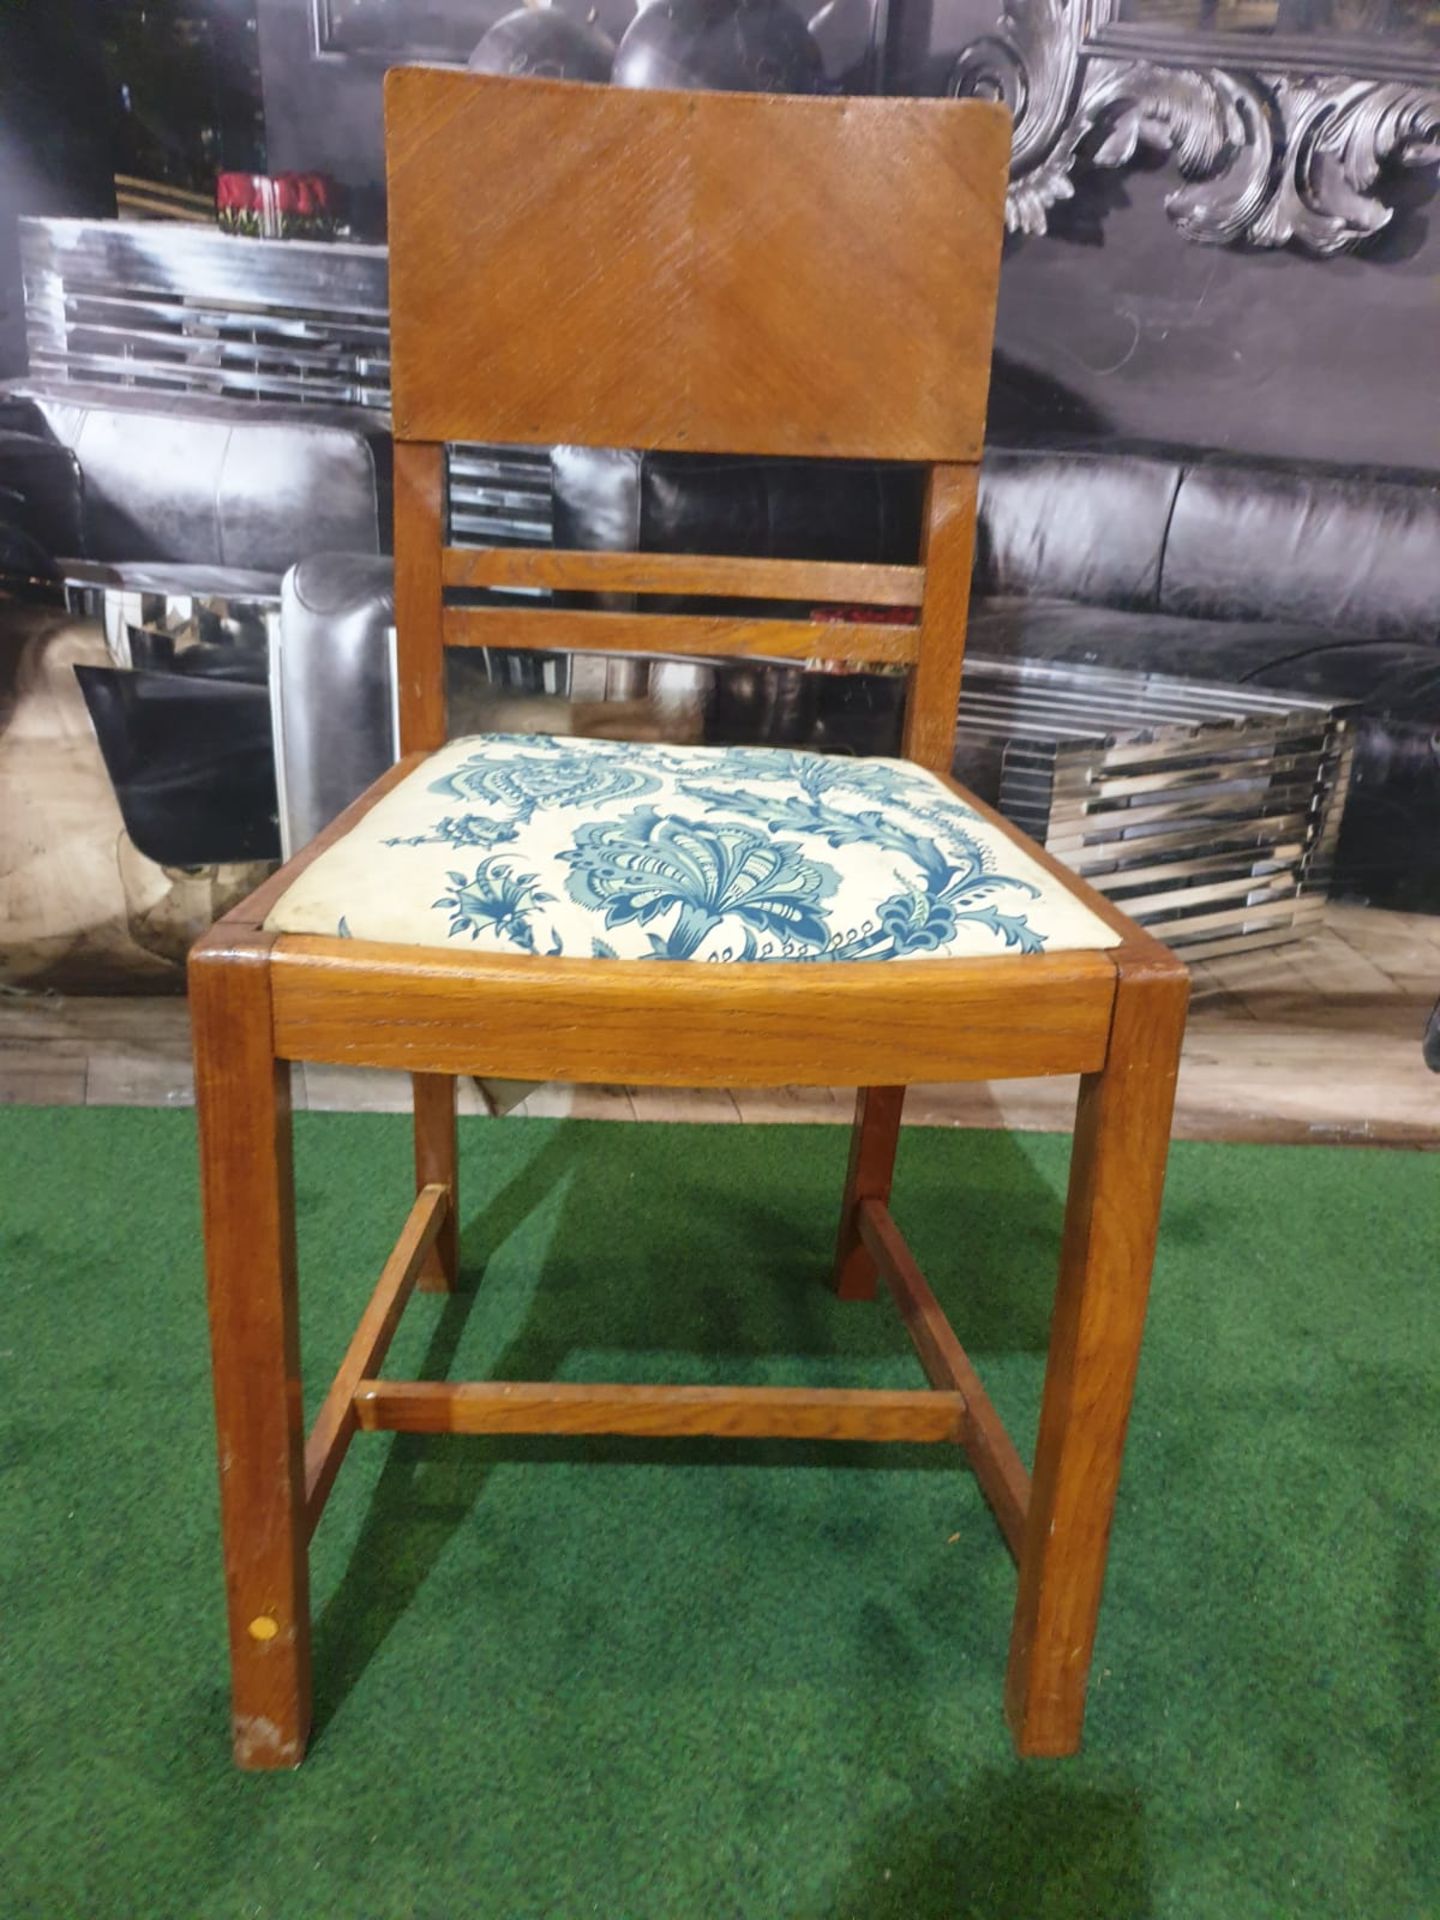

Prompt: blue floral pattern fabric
[{"left": 265, "top": 734, "right": 1120, "bottom": 963}]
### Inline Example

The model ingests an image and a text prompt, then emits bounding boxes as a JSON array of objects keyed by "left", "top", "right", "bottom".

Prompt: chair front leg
[
  {"left": 191, "top": 935, "right": 311, "bottom": 1769},
  {"left": 412, "top": 1072, "right": 459, "bottom": 1291},
  {"left": 831, "top": 1085, "right": 906, "bottom": 1299},
  {"left": 1005, "top": 955, "right": 1188, "bottom": 1757}
]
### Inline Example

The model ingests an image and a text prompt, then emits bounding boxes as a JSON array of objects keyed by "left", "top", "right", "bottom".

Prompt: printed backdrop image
[{"left": 1, "top": 0, "right": 1437, "bottom": 992}]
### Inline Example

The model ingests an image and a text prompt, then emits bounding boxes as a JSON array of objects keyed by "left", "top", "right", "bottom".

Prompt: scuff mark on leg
[{"left": 233, "top": 1713, "right": 303, "bottom": 1769}]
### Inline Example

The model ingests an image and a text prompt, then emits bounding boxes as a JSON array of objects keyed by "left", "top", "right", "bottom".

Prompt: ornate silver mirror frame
[{"left": 949, "top": 1, "right": 1440, "bottom": 254}]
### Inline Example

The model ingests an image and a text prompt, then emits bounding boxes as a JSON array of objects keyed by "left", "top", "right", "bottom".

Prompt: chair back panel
[
  {"left": 383, "top": 71, "right": 1011, "bottom": 771},
  {"left": 385, "top": 69, "right": 1010, "bottom": 462}
]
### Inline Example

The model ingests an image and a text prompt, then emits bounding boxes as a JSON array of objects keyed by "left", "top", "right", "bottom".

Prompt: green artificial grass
[{"left": 0, "top": 1107, "right": 1436, "bottom": 1920}]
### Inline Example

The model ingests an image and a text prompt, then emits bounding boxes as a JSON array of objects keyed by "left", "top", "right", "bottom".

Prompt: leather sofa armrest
[{"left": 274, "top": 553, "right": 397, "bottom": 855}]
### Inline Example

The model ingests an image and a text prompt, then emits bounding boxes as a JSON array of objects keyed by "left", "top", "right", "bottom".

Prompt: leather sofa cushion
[
  {"left": 638, "top": 453, "right": 924, "bottom": 566},
  {"left": 553, "top": 446, "right": 924, "bottom": 572},
  {"left": 552, "top": 447, "right": 643, "bottom": 555},
  {"left": 1161, "top": 460, "right": 1440, "bottom": 642},
  {"left": 14, "top": 385, "right": 387, "bottom": 573},
  {"left": 975, "top": 448, "right": 1182, "bottom": 611}
]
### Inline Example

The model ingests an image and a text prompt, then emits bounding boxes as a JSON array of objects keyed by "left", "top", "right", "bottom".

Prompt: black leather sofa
[
  {"left": 0, "top": 383, "right": 389, "bottom": 597},
  {"left": 0, "top": 381, "right": 389, "bottom": 866},
  {"left": 549, "top": 441, "right": 1440, "bottom": 910},
  {"left": 969, "top": 445, "right": 1440, "bottom": 912}
]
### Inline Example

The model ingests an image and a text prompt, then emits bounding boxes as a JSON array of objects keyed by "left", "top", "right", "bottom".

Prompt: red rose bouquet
[{"left": 216, "top": 172, "right": 340, "bottom": 239}]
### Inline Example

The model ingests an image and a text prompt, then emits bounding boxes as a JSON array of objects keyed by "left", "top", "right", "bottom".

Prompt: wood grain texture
[
  {"left": 189, "top": 932, "right": 310, "bottom": 1769},
  {"left": 905, "top": 465, "right": 982, "bottom": 773},
  {"left": 394, "top": 441, "right": 446, "bottom": 753},
  {"left": 385, "top": 70, "right": 1011, "bottom": 459},
  {"left": 860, "top": 1197, "right": 1031, "bottom": 1559},
  {"left": 411, "top": 1073, "right": 458, "bottom": 1291},
  {"left": 441, "top": 545, "right": 924, "bottom": 606},
  {"left": 1005, "top": 953, "right": 1191, "bottom": 1756},
  {"left": 441, "top": 604, "right": 920, "bottom": 665},
  {"left": 832, "top": 1086, "right": 905, "bottom": 1300},
  {"left": 355, "top": 1379, "right": 966, "bottom": 1443},
  {"left": 268, "top": 937, "right": 1117, "bottom": 1087},
  {"left": 302, "top": 1183, "right": 447, "bottom": 1537}
]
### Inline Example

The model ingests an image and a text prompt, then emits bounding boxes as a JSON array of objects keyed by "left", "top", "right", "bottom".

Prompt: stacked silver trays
[
  {"left": 21, "top": 217, "right": 392, "bottom": 410},
  {"left": 954, "top": 657, "right": 1355, "bottom": 961}
]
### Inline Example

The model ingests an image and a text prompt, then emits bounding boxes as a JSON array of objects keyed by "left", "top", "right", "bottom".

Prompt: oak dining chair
[{"left": 190, "top": 68, "right": 1189, "bottom": 1769}]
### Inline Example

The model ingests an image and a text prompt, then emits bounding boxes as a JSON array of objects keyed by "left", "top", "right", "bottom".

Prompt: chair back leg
[
  {"left": 412, "top": 1072, "right": 459, "bottom": 1291},
  {"left": 831, "top": 1085, "right": 906, "bottom": 1300}
]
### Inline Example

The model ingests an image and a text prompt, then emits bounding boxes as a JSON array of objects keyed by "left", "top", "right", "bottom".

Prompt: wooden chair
[{"left": 191, "top": 70, "right": 1189, "bottom": 1770}]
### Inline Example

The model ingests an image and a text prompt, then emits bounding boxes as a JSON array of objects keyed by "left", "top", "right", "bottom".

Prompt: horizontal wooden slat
[
  {"left": 441, "top": 545, "right": 925, "bottom": 607},
  {"left": 441, "top": 604, "right": 920, "bottom": 665},
  {"left": 268, "top": 938, "right": 1117, "bottom": 1086},
  {"left": 355, "top": 1379, "right": 966, "bottom": 1443},
  {"left": 302, "top": 1183, "right": 448, "bottom": 1537},
  {"left": 860, "top": 1198, "right": 1030, "bottom": 1558}
]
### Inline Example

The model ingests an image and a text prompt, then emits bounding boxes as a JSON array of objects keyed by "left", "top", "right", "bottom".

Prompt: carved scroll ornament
[{"left": 949, "top": 0, "right": 1440, "bottom": 254}]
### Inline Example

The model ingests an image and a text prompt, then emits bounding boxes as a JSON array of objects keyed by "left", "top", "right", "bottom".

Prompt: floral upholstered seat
[{"left": 264, "top": 734, "right": 1120, "bottom": 963}]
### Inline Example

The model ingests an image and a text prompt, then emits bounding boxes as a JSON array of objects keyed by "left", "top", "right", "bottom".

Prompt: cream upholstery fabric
[{"left": 264, "top": 734, "right": 1120, "bottom": 963}]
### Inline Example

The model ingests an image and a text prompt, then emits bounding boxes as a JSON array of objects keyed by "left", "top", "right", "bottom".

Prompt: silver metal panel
[
  {"left": 22, "top": 217, "right": 391, "bottom": 412},
  {"left": 956, "top": 657, "right": 1354, "bottom": 962},
  {"left": 446, "top": 445, "right": 554, "bottom": 550}
]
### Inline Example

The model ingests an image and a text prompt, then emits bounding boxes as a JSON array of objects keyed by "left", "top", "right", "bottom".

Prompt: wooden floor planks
[{"left": 2, "top": 904, "right": 1437, "bottom": 1146}]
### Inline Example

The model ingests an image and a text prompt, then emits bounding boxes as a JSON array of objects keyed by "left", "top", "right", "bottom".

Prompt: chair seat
[{"left": 264, "top": 734, "right": 1120, "bottom": 963}]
